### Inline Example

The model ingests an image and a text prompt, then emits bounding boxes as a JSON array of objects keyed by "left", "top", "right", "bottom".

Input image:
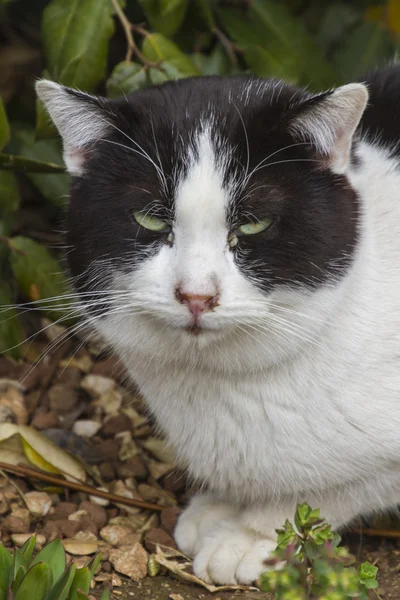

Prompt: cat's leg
[{"left": 174, "top": 493, "right": 239, "bottom": 558}]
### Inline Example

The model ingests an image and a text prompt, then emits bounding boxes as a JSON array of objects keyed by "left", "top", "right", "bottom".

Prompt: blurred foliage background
[{"left": 0, "top": 0, "right": 398, "bottom": 357}]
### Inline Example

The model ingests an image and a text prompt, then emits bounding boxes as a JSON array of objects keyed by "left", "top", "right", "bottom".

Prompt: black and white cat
[{"left": 37, "top": 66, "right": 400, "bottom": 585}]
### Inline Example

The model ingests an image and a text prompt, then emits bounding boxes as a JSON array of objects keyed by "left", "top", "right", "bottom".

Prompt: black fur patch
[{"left": 65, "top": 72, "right": 375, "bottom": 303}]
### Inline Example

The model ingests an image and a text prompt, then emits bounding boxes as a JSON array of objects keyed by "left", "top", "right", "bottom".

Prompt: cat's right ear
[{"left": 36, "top": 80, "right": 109, "bottom": 176}]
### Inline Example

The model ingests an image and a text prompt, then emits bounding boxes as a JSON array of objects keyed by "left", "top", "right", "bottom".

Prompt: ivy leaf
[
  {"left": 138, "top": 0, "right": 188, "bottom": 37},
  {"left": 0, "top": 282, "right": 24, "bottom": 359},
  {"left": 0, "top": 98, "right": 10, "bottom": 151},
  {"left": 9, "top": 236, "right": 74, "bottom": 322},
  {"left": 142, "top": 33, "right": 200, "bottom": 78},
  {"left": 217, "top": 0, "right": 337, "bottom": 89},
  {"left": 16, "top": 129, "right": 69, "bottom": 207},
  {"left": 42, "top": 0, "right": 115, "bottom": 91},
  {"left": 106, "top": 61, "right": 149, "bottom": 97},
  {"left": 333, "top": 21, "right": 393, "bottom": 83}
]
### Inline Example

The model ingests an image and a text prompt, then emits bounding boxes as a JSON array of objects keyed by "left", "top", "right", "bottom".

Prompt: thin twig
[
  {"left": 110, "top": 0, "right": 162, "bottom": 69},
  {"left": 0, "top": 461, "right": 164, "bottom": 512},
  {"left": 213, "top": 26, "right": 238, "bottom": 65},
  {"left": 0, "top": 153, "right": 65, "bottom": 173},
  {"left": 355, "top": 527, "right": 400, "bottom": 539}
]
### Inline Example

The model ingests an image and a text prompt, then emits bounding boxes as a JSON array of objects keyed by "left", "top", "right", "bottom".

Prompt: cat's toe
[
  {"left": 192, "top": 520, "right": 256, "bottom": 584},
  {"left": 174, "top": 496, "right": 237, "bottom": 558},
  {"left": 235, "top": 538, "right": 277, "bottom": 585}
]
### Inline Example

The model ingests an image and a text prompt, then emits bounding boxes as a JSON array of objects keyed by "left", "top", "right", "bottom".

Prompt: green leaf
[
  {"left": 0, "top": 154, "right": 65, "bottom": 175},
  {"left": 9, "top": 237, "right": 73, "bottom": 322},
  {"left": 46, "top": 564, "right": 76, "bottom": 600},
  {"left": 138, "top": 0, "right": 188, "bottom": 37},
  {"left": 106, "top": 62, "right": 149, "bottom": 97},
  {"left": 42, "top": 0, "right": 115, "bottom": 91},
  {"left": 100, "top": 588, "right": 110, "bottom": 600},
  {"left": 31, "top": 539, "right": 66, "bottom": 585},
  {"left": 16, "top": 130, "right": 69, "bottom": 207},
  {"left": 359, "top": 561, "right": 379, "bottom": 582},
  {"left": 11, "top": 566, "right": 26, "bottom": 596},
  {"left": 0, "top": 282, "right": 24, "bottom": 359},
  {"left": 333, "top": 21, "right": 393, "bottom": 83},
  {"left": 86, "top": 554, "right": 102, "bottom": 577},
  {"left": 191, "top": 44, "right": 232, "bottom": 76},
  {"left": 244, "top": 44, "right": 299, "bottom": 83},
  {"left": 75, "top": 592, "right": 88, "bottom": 600},
  {"left": 0, "top": 171, "right": 19, "bottom": 216},
  {"left": 217, "top": 0, "right": 337, "bottom": 89},
  {"left": 0, "top": 543, "right": 12, "bottom": 600},
  {"left": 11, "top": 550, "right": 29, "bottom": 584},
  {"left": 0, "top": 98, "right": 10, "bottom": 151},
  {"left": 142, "top": 33, "right": 200, "bottom": 79},
  {"left": 20, "top": 536, "right": 36, "bottom": 564},
  {"left": 14, "top": 563, "right": 53, "bottom": 600},
  {"left": 67, "top": 567, "right": 91, "bottom": 600}
]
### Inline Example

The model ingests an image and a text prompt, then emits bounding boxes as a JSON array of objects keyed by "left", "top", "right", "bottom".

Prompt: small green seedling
[
  {"left": 0, "top": 536, "right": 110, "bottom": 600},
  {"left": 260, "top": 503, "right": 380, "bottom": 600}
]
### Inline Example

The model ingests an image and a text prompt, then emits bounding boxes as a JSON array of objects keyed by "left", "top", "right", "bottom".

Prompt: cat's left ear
[
  {"left": 288, "top": 83, "right": 368, "bottom": 173},
  {"left": 36, "top": 80, "right": 110, "bottom": 176}
]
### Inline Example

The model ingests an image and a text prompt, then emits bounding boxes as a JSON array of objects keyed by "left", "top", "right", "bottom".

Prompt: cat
[{"left": 36, "top": 65, "right": 400, "bottom": 585}]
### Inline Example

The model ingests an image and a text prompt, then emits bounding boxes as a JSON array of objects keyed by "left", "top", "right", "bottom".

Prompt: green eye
[
  {"left": 237, "top": 218, "right": 273, "bottom": 236},
  {"left": 133, "top": 212, "right": 169, "bottom": 232}
]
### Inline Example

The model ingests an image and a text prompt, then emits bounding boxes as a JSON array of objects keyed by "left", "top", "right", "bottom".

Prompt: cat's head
[{"left": 37, "top": 76, "right": 367, "bottom": 363}]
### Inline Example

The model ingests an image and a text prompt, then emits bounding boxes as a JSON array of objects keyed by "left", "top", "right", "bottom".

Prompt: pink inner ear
[{"left": 65, "top": 147, "right": 93, "bottom": 175}]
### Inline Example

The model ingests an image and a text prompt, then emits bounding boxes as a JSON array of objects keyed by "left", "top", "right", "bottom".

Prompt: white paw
[
  {"left": 192, "top": 518, "right": 276, "bottom": 585},
  {"left": 174, "top": 495, "right": 237, "bottom": 558}
]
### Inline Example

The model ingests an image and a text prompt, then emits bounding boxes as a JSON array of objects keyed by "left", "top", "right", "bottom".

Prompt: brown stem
[
  {"left": 356, "top": 527, "right": 400, "bottom": 539},
  {"left": 110, "top": 0, "right": 162, "bottom": 69},
  {"left": 213, "top": 26, "right": 238, "bottom": 65},
  {"left": 0, "top": 461, "right": 164, "bottom": 512},
  {"left": 0, "top": 154, "right": 65, "bottom": 173}
]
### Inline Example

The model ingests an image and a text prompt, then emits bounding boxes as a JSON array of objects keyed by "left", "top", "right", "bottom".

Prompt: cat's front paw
[
  {"left": 193, "top": 518, "right": 276, "bottom": 585},
  {"left": 174, "top": 495, "right": 237, "bottom": 558}
]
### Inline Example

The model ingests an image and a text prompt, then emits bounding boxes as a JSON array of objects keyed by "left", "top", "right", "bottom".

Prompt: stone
[
  {"left": 11, "top": 533, "right": 46, "bottom": 548},
  {"left": 31, "top": 411, "right": 60, "bottom": 430},
  {"left": 121, "top": 456, "right": 148, "bottom": 480},
  {"left": 63, "top": 538, "right": 98, "bottom": 555},
  {"left": 79, "top": 501, "right": 108, "bottom": 530},
  {"left": 143, "top": 528, "right": 177, "bottom": 553},
  {"left": 138, "top": 484, "right": 177, "bottom": 507},
  {"left": 142, "top": 437, "right": 175, "bottom": 463},
  {"left": 48, "top": 502, "right": 78, "bottom": 520},
  {"left": 0, "top": 387, "right": 28, "bottom": 425},
  {"left": 48, "top": 385, "right": 78, "bottom": 413},
  {"left": 2, "top": 515, "right": 30, "bottom": 534},
  {"left": 149, "top": 460, "right": 174, "bottom": 480},
  {"left": 81, "top": 375, "right": 115, "bottom": 397},
  {"left": 100, "top": 525, "right": 140, "bottom": 547},
  {"left": 160, "top": 507, "right": 181, "bottom": 535},
  {"left": 102, "top": 414, "right": 132, "bottom": 437},
  {"left": 25, "top": 492, "right": 52, "bottom": 517},
  {"left": 109, "top": 543, "right": 148, "bottom": 581},
  {"left": 73, "top": 419, "right": 101, "bottom": 438},
  {"left": 98, "top": 462, "right": 116, "bottom": 482},
  {"left": 95, "top": 439, "right": 120, "bottom": 461}
]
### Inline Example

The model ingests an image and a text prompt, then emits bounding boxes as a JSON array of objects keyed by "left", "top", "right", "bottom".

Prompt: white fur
[{"left": 43, "top": 87, "right": 400, "bottom": 583}]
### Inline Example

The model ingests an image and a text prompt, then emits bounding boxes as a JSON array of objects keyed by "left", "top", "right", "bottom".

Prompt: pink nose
[{"left": 175, "top": 288, "right": 218, "bottom": 318}]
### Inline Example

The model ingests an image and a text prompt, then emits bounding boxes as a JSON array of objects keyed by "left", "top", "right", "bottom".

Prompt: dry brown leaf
[
  {"left": 153, "top": 546, "right": 258, "bottom": 593},
  {"left": 0, "top": 423, "right": 86, "bottom": 482}
]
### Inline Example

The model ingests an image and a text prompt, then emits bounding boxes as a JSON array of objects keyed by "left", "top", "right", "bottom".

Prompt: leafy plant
[
  {"left": 260, "top": 503, "right": 380, "bottom": 600},
  {"left": 0, "top": 536, "right": 110, "bottom": 600},
  {"left": 0, "top": 0, "right": 399, "bottom": 356}
]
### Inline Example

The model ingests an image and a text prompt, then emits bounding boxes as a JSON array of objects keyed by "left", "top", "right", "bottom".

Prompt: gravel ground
[{"left": 0, "top": 330, "right": 399, "bottom": 599}]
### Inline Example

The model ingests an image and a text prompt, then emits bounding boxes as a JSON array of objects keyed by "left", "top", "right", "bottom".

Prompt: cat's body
[{"left": 37, "top": 65, "right": 400, "bottom": 585}]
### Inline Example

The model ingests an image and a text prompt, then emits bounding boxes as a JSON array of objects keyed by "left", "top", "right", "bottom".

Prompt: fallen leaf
[
  {"left": 153, "top": 546, "right": 259, "bottom": 593},
  {"left": 0, "top": 423, "right": 86, "bottom": 482}
]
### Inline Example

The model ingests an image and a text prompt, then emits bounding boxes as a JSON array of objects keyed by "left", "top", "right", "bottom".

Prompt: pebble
[
  {"left": 0, "top": 387, "right": 28, "bottom": 425},
  {"left": 11, "top": 533, "right": 46, "bottom": 548},
  {"left": 102, "top": 414, "right": 132, "bottom": 436},
  {"left": 79, "top": 501, "right": 108, "bottom": 530},
  {"left": 63, "top": 538, "right": 98, "bottom": 555},
  {"left": 72, "top": 419, "right": 102, "bottom": 438},
  {"left": 24, "top": 491, "right": 52, "bottom": 517},
  {"left": 160, "top": 507, "right": 181, "bottom": 535},
  {"left": 98, "top": 462, "right": 116, "bottom": 482},
  {"left": 81, "top": 375, "right": 115, "bottom": 397},
  {"left": 142, "top": 438, "right": 175, "bottom": 463},
  {"left": 48, "top": 385, "right": 79, "bottom": 413},
  {"left": 109, "top": 543, "right": 148, "bottom": 581},
  {"left": 31, "top": 411, "right": 60, "bottom": 430},
  {"left": 144, "top": 527, "right": 177, "bottom": 553},
  {"left": 2, "top": 515, "right": 30, "bottom": 534},
  {"left": 100, "top": 525, "right": 139, "bottom": 546}
]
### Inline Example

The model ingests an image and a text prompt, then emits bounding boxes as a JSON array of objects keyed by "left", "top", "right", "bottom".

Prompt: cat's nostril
[{"left": 175, "top": 288, "right": 219, "bottom": 317}]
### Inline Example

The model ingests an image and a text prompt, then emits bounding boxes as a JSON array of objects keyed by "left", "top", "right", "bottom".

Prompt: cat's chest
[{"left": 128, "top": 358, "right": 391, "bottom": 501}]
